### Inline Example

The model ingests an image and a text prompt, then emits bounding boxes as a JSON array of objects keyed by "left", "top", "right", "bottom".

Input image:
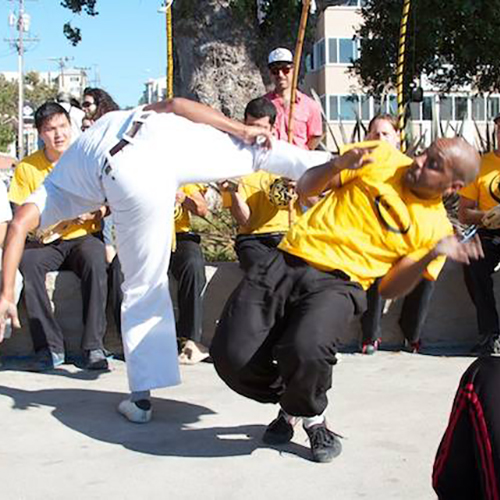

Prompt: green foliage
[
  {"left": 352, "top": 0, "right": 500, "bottom": 95},
  {"left": 0, "top": 76, "right": 17, "bottom": 153},
  {"left": 60, "top": 0, "right": 98, "bottom": 45},
  {"left": 0, "top": 73, "right": 57, "bottom": 153},
  {"left": 191, "top": 206, "right": 238, "bottom": 262}
]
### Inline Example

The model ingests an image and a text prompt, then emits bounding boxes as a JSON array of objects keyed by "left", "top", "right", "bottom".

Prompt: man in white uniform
[{"left": 0, "top": 98, "right": 330, "bottom": 423}]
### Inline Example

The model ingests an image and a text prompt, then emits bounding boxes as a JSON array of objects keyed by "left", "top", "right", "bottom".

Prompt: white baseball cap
[{"left": 268, "top": 48, "right": 294, "bottom": 66}]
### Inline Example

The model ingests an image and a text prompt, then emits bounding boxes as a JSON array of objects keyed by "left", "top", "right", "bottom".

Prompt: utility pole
[
  {"left": 48, "top": 56, "right": 74, "bottom": 92},
  {"left": 5, "top": 0, "right": 38, "bottom": 158}
]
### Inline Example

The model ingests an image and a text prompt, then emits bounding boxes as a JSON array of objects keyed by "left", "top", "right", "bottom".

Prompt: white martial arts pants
[{"left": 36, "top": 112, "right": 330, "bottom": 392}]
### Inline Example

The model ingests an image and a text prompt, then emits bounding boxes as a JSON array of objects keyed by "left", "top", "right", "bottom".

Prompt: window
[
  {"left": 387, "top": 95, "right": 398, "bottom": 115},
  {"left": 488, "top": 96, "right": 500, "bottom": 121},
  {"left": 455, "top": 97, "right": 468, "bottom": 121},
  {"left": 320, "top": 95, "right": 326, "bottom": 116},
  {"left": 328, "top": 38, "right": 338, "bottom": 64},
  {"left": 305, "top": 54, "right": 312, "bottom": 72},
  {"left": 471, "top": 96, "right": 485, "bottom": 121},
  {"left": 360, "top": 95, "right": 370, "bottom": 120},
  {"left": 422, "top": 96, "right": 434, "bottom": 121},
  {"left": 439, "top": 96, "right": 453, "bottom": 121},
  {"left": 409, "top": 102, "right": 422, "bottom": 121},
  {"left": 313, "top": 40, "right": 325, "bottom": 70},
  {"left": 339, "top": 38, "right": 356, "bottom": 64},
  {"left": 340, "top": 96, "right": 359, "bottom": 121},
  {"left": 329, "top": 95, "right": 339, "bottom": 121}
]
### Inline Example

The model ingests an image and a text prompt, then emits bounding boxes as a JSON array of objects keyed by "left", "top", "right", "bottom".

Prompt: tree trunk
[{"left": 173, "top": 0, "right": 268, "bottom": 119}]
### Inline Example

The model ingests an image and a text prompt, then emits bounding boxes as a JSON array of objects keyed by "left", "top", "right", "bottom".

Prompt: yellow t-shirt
[
  {"left": 459, "top": 151, "right": 500, "bottom": 211},
  {"left": 223, "top": 171, "right": 301, "bottom": 235},
  {"left": 174, "top": 184, "right": 206, "bottom": 233},
  {"left": 279, "top": 140, "right": 453, "bottom": 290},
  {"left": 8, "top": 150, "right": 100, "bottom": 241}
]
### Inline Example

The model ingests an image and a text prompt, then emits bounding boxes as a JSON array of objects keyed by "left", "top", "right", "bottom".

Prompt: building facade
[{"left": 304, "top": 1, "right": 500, "bottom": 151}]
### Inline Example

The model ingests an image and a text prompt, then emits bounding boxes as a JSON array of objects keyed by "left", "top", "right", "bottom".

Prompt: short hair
[
  {"left": 244, "top": 97, "right": 277, "bottom": 126},
  {"left": 83, "top": 87, "right": 120, "bottom": 120},
  {"left": 34, "top": 102, "right": 70, "bottom": 132},
  {"left": 368, "top": 114, "right": 399, "bottom": 133}
]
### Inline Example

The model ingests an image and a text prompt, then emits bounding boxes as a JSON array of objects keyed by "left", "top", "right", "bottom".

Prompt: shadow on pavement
[{"left": 0, "top": 385, "right": 312, "bottom": 460}]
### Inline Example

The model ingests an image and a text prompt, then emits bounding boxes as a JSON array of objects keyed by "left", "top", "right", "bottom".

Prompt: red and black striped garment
[{"left": 433, "top": 356, "right": 500, "bottom": 500}]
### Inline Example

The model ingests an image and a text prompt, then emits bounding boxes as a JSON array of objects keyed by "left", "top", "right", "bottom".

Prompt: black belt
[
  {"left": 102, "top": 118, "right": 147, "bottom": 177},
  {"left": 282, "top": 251, "right": 351, "bottom": 281}
]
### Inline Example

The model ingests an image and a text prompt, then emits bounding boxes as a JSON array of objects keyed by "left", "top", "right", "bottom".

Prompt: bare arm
[
  {"left": 378, "top": 235, "right": 484, "bottom": 299},
  {"left": 0, "top": 222, "right": 7, "bottom": 248},
  {"left": 176, "top": 190, "right": 208, "bottom": 218},
  {"left": 144, "top": 97, "right": 272, "bottom": 146},
  {"left": 229, "top": 191, "right": 251, "bottom": 227},
  {"left": 458, "top": 196, "right": 485, "bottom": 226},
  {"left": 296, "top": 146, "right": 376, "bottom": 199},
  {"left": 0, "top": 203, "right": 41, "bottom": 340},
  {"left": 307, "top": 136, "right": 322, "bottom": 151}
]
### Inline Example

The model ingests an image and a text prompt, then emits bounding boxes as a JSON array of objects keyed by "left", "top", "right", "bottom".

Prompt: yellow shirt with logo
[
  {"left": 8, "top": 150, "right": 100, "bottom": 240},
  {"left": 459, "top": 151, "right": 500, "bottom": 211},
  {"left": 223, "top": 171, "right": 302, "bottom": 235},
  {"left": 174, "top": 184, "right": 206, "bottom": 233},
  {"left": 279, "top": 140, "right": 453, "bottom": 290}
]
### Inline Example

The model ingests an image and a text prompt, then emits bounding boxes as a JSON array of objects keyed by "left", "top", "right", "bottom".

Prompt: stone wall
[{"left": 1, "top": 260, "right": 497, "bottom": 358}]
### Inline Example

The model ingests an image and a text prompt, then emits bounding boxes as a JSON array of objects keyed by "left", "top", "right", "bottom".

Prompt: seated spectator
[
  {"left": 221, "top": 97, "right": 302, "bottom": 272},
  {"left": 8, "top": 102, "right": 108, "bottom": 371},
  {"left": 56, "top": 91, "right": 85, "bottom": 142},
  {"left": 458, "top": 113, "right": 500, "bottom": 355},
  {"left": 360, "top": 114, "right": 439, "bottom": 354},
  {"left": 264, "top": 47, "right": 322, "bottom": 150},
  {"left": 82, "top": 87, "right": 119, "bottom": 121},
  {"left": 173, "top": 184, "right": 209, "bottom": 364},
  {"left": 433, "top": 355, "right": 500, "bottom": 499},
  {"left": 0, "top": 180, "right": 23, "bottom": 340}
]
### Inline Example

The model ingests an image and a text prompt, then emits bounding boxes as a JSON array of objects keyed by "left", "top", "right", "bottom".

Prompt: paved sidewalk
[{"left": 0, "top": 352, "right": 473, "bottom": 500}]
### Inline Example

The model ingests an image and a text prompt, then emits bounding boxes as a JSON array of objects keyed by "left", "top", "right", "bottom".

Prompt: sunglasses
[
  {"left": 270, "top": 66, "right": 292, "bottom": 76},
  {"left": 82, "top": 101, "right": 94, "bottom": 108}
]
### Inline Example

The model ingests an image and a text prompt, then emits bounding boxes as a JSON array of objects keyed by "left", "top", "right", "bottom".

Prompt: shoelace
[{"left": 308, "top": 426, "right": 343, "bottom": 447}]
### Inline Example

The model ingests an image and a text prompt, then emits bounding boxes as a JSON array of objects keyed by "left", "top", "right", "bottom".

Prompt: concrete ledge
[{"left": 1, "top": 260, "right": 495, "bottom": 358}]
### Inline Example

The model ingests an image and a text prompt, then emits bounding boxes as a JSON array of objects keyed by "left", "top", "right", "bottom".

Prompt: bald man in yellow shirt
[{"left": 211, "top": 138, "right": 482, "bottom": 463}]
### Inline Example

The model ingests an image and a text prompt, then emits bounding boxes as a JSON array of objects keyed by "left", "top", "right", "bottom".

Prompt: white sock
[
  {"left": 303, "top": 414, "right": 325, "bottom": 429},
  {"left": 280, "top": 408, "right": 300, "bottom": 425}
]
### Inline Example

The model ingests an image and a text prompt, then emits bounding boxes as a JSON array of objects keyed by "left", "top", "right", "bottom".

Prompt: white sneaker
[{"left": 117, "top": 399, "right": 152, "bottom": 424}]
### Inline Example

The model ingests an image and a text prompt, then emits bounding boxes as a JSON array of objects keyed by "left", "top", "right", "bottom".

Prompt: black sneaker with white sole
[
  {"left": 304, "top": 422, "right": 342, "bottom": 463},
  {"left": 262, "top": 410, "right": 295, "bottom": 445}
]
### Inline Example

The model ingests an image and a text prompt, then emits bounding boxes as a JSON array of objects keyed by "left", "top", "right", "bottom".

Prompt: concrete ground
[{"left": 0, "top": 351, "right": 474, "bottom": 500}]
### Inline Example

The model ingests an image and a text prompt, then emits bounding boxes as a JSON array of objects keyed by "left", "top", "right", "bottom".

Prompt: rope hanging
[
  {"left": 166, "top": 2, "right": 174, "bottom": 98},
  {"left": 396, "top": 0, "right": 412, "bottom": 152}
]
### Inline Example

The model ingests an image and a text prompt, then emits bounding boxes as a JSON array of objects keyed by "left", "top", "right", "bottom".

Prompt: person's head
[
  {"left": 268, "top": 47, "right": 294, "bottom": 94},
  {"left": 367, "top": 114, "right": 400, "bottom": 148},
  {"left": 404, "top": 137, "right": 480, "bottom": 199},
  {"left": 81, "top": 117, "right": 94, "bottom": 132},
  {"left": 34, "top": 102, "right": 72, "bottom": 160},
  {"left": 82, "top": 87, "right": 119, "bottom": 120},
  {"left": 244, "top": 97, "right": 277, "bottom": 131}
]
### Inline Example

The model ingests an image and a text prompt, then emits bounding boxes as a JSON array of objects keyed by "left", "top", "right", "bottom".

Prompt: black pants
[
  {"left": 169, "top": 234, "right": 206, "bottom": 342},
  {"left": 463, "top": 229, "right": 500, "bottom": 339},
  {"left": 361, "top": 278, "right": 435, "bottom": 344},
  {"left": 211, "top": 251, "right": 366, "bottom": 417},
  {"left": 235, "top": 233, "right": 285, "bottom": 272},
  {"left": 108, "top": 254, "right": 124, "bottom": 335},
  {"left": 433, "top": 356, "right": 500, "bottom": 499},
  {"left": 20, "top": 234, "right": 108, "bottom": 354}
]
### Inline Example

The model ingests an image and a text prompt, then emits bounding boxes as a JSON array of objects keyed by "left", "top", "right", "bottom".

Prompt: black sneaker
[
  {"left": 481, "top": 335, "right": 500, "bottom": 356},
  {"left": 84, "top": 349, "right": 109, "bottom": 370},
  {"left": 304, "top": 422, "right": 342, "bottom": 463},
  {"left": 262, "top": 410, "right": 295, "bottom": 445}
]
